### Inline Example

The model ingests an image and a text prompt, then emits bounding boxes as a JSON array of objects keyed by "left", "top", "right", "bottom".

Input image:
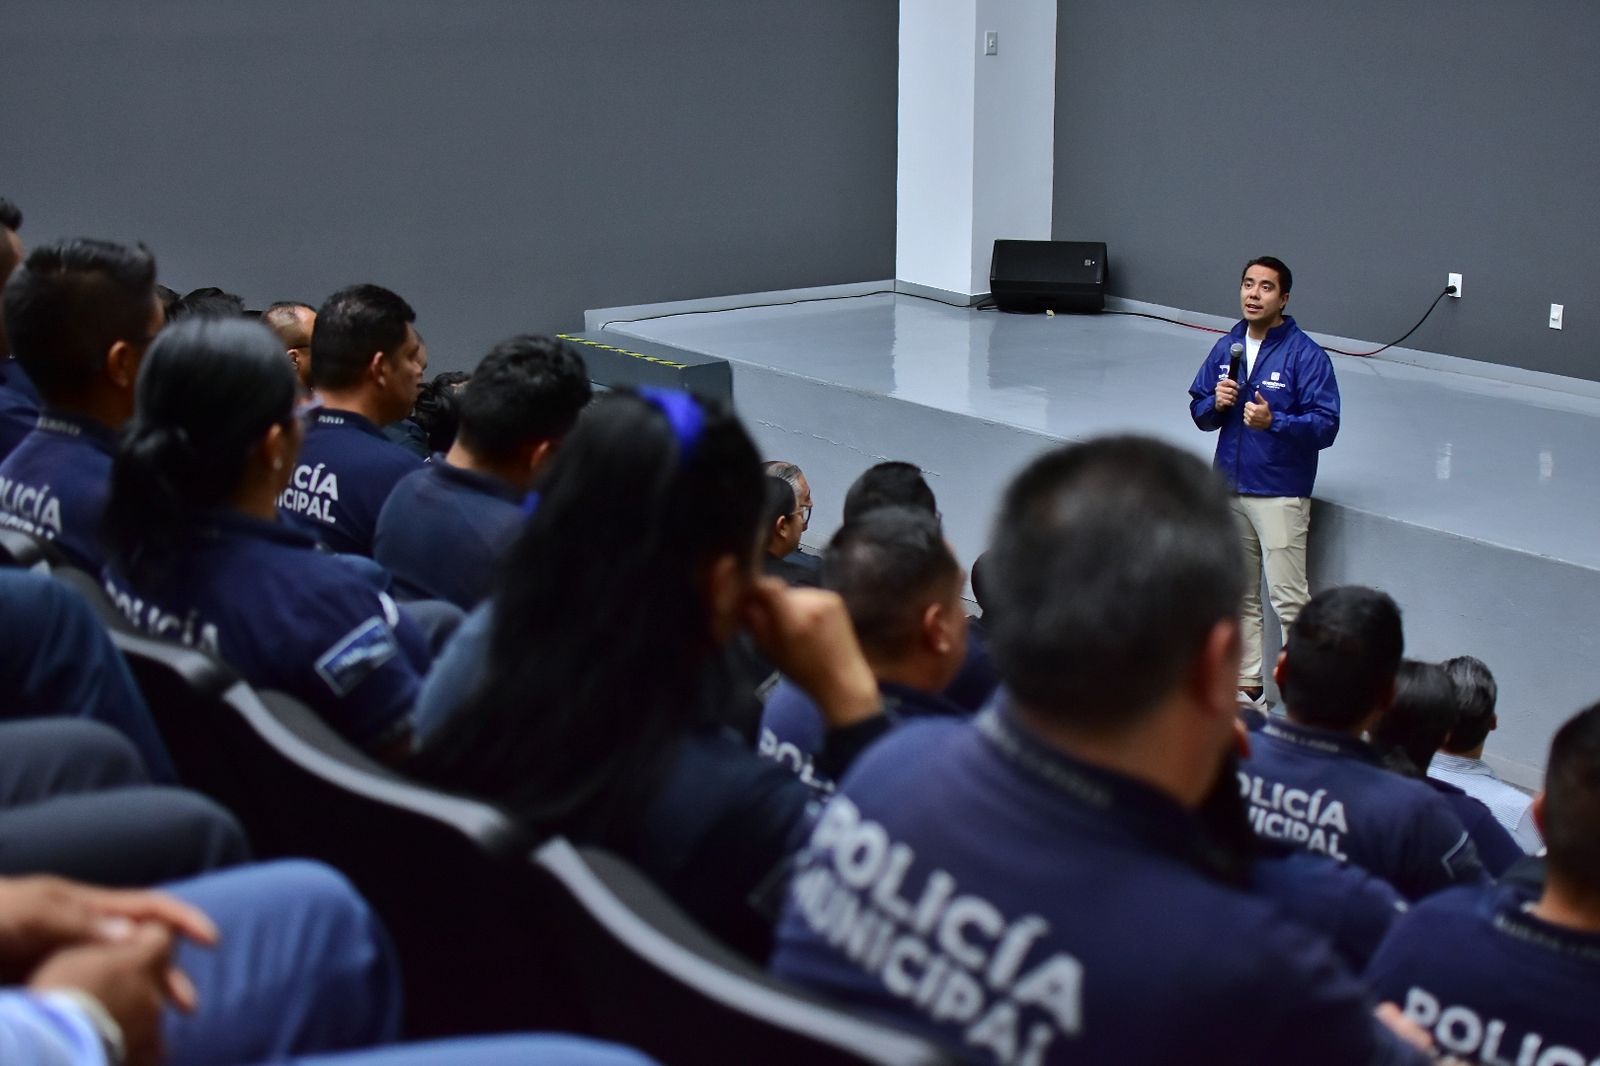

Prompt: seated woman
[
  {"left": 101, "top": 317, "right": 427, "bottom": 759},
  {"left": 409, "top": 388, "right": 886, "bottom": 960}
]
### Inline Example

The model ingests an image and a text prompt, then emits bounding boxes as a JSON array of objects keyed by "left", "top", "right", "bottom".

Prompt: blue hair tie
[{"left": 639, "top": 387, "right": 706, "bottom": 461}]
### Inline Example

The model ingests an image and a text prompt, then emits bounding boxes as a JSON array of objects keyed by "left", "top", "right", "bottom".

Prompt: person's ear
[
  {"left": 368, "top": 350, "right": 390, "bottom": 388},
  {"left": 258, "top": 422, "right": 294, "bottom": 475},
  {"left": 701, "top": 552, "right": 746, "bottom": 642},
  {"left": 527, "top": 438, "right": 557, "bottom": 479},
  {"left": 921, "top": 601, "right": 952, "bottom": 656},
  {"left": 1490, "top": 713, "right": 1499, "bottom": 733},
  {"left": 1531, "top": 792, "right": 1546, "bottom": 838},
  {"left": 105, "top": 338, "right": 143, "bottom": 392}
]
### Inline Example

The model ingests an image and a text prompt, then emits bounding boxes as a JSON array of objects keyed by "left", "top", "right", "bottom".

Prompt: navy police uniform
[
  {"left": 760, "top": 680, "right": 970, "bottom": 794},
  {"left": 103, "top": 510, "right": 427, "bottom": 750},
  {"left": 373, "top": 461, "right": 525, "bottom": 609},
  {"left": 279, "top": 409, "right": 423, "bottom": 557},
  {"left": 0, "top": 411, "right": 117, "bottom": 570},
  {"left": 1365, "top": 884, "right": 1600, "bottom": 1063},
  {"left": 772, "top": 704, "right": 1427, "bottom": 1065},
  {"left": 1240, "top": 718, "right": 1486, "bottom": 899},
  {"left": 1427, "top": 777, "right": 1524, "bottom": 878},
  {"left": 0, "top": 358, "right": 40, "bottom": 462}
]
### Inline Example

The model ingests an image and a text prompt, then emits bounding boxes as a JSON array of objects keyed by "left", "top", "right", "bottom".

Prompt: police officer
[
  {"left": 772, "top": 436, "right": 1429, "bottom": 1065},
  {"left": 1189, "top": 257, "right": 1339, "bottom": 709},
  {"left": 102, "top": 318, "right": 427, "bottom": 758},
  {"left": 0, "top": 239, "right": 164, "bottom": 570},
  {"left": 279, "top": 284, "right": 426, "bottom": 557},
  {"left": 1364, "top": 703, "right": 1600, "bottom": 1061},
  {"left": 0, "top": 197, "right": 38, "bottom": 461},
  {"left": 1239, "top": 587, "right": 1487, "bottom": 899},
  {"left": 374, "top": 335, "right": 591, "bottom": 609},
  {"left": 760, "top": 506, "right": 970, "bottom": 792}
]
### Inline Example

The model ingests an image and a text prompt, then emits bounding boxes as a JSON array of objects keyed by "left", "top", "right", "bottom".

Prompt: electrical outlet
[
  {"left": 983, "top": 31, "right": 998, "bottom": 56},
  {"left": 1447, "top": 272, "right": 1462, "bottom": 298},
  {"left": 1550, "top": 304, "right": 1564, "bottom": 330}
]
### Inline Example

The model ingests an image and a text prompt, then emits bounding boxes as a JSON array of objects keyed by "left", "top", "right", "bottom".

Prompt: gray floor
[{"left": 600, "top": 291, "right": 1600, "bottom": 786}]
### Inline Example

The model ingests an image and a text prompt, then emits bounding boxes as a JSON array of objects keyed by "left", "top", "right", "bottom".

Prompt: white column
[{"left": 897, "top": 0, "right": 1057, "bottom": 303}]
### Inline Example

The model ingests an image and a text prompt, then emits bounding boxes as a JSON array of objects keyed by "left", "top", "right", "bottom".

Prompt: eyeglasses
[{"left": 791, "top": 505, "right": 813, "bottom": 523}]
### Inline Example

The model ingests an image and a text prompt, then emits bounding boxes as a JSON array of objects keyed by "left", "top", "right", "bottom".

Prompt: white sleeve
[{"left": 0, "top": 991, "right": 111, "bottom": 1066}]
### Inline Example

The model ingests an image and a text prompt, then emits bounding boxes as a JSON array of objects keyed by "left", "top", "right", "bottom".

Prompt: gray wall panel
[
  {"left": 1055, "top": 2, "right": 1600, "bottom": 380},
  {"left": 0, "top": 1, "right": 897, "bottom": 372}
]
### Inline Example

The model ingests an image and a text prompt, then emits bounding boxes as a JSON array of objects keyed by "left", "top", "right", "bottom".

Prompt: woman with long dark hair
[
  {"left": 409, "top": 387, "right": 884, "bottom": 959},
  {"left": 101, "top": 317, "right": 427, "bottom": 758}
]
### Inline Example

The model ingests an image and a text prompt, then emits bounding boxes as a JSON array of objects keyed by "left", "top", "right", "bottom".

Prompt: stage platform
[{"left": 586, "top": 285, "right": 1600, "bottom": 786}]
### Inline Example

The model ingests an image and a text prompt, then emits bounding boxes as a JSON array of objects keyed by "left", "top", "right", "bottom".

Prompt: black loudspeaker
[{"left": 989, "top": 240, "right": 1108, "bottom": 313}]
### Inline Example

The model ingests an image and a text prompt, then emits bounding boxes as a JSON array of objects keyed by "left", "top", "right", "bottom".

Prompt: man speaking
[{"left": 1189, "top": 257, "right": 1339, "bottom": 708}]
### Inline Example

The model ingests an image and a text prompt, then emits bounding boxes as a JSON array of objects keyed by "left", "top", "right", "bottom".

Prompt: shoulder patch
[{"left": 315, "top": 616, "right": 400, "bottom": 696}]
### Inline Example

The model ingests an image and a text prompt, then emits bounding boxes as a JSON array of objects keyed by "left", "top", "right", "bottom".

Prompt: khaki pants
[{"left": 1232, "top": 495, "right": 1311, "bottom": 688}]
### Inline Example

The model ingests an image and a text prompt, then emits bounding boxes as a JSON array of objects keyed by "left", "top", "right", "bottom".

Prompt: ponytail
[{"left": 101, "top": 317, "right": 298, "bottom": 580}]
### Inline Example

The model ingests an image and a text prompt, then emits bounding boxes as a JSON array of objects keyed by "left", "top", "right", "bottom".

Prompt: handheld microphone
[{"left": 1228, "top": 342, "right": 1244, "bottom": 383}]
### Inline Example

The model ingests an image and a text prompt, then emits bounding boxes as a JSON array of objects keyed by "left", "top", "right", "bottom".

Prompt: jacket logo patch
[{"left": 315, "top": 617, "right": 399, "bottom": 696}]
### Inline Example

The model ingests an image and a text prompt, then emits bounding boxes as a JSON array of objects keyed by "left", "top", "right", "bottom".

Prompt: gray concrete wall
[
  {"left": 1054, "top": 2, "right": 1600, "bottom": 382},
  {"left": 0, "top": 1, "right": 898, "bottom": 373}
]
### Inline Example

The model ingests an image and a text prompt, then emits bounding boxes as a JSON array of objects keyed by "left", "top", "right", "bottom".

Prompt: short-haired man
[
  {"left": 841, "top": 461, "right": 937, "bottom": 525},
  {"left": 0, "top": 239, "right": 163, "bottom": 570},
  {"left": 0, "top": 199, "right": 39, "bottom": 461},
  {"left": 1364, "top": 703, "right": 1600, "bottom": 1061},
  {"left": 773, "top": 437, "right": 1429, "bottom": 1065},
  {"left": 838, "top": 460, "right": 999, "bottom": 712},
  {"left": 1189, "top": 257, "right": 1340, "bottom": 708},
  {"left": 1240, "top": 587, "right": 1486, "bottom": 900},
  {"left": 373, "top": 335, "right": 591, "bottom": 609},
  {"left": 761, "top": 476, "right": 819, "bottom": 587},
  {"left": 279, "top": 284, "right": 425, "bottom": 556},
  {"left": 261, "top": 300, "right": 317, "bottom": 391},
  {"left": 759, "top": 506, "right": 970, "bottom": 791},
  {"left": 764, "top": 459, "right": 818, "bottom": 574},
  {"left": 1428, "top": 655, "right": 1542, "bottom": 853}
]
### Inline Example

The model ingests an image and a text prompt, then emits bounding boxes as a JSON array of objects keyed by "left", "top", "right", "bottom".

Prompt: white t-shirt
[{"left": 1245, "top": 334, "right": 1264, "bottom": 380}]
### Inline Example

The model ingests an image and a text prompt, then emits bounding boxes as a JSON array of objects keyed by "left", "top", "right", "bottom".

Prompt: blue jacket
[
  {"left": 373, "top": 460, "right": 526, "bottom": 609},
  {"left": 1365, "top": 884, "right": 1600, "bottom": 1063},
  {"left": 0, "top": 411, "right": 117, "bottom": 571},
  {"left": 279, "top": 409, "right": 423, "bottom": 557},
  {"left": 773, "top": 704, "right": 1427, "bottom": 1065},
  {"left": 0, "top": 358, "right": 40, "bottom": 463},
  {"left": 1240, "top": 718, "right": 1486, "bottom": 900},
  {"left": 1188, "top": 316, "right": 1340, "bottom": 498},
  {"left": 102, "top": 510, "right": 427, "bottom": 750}
]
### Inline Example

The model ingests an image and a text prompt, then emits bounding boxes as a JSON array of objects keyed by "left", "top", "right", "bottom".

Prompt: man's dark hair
[
  {"left": 0, "top": 198, "right": 21, "bottom": 233},
  {"left": 168, "top": 286, "right": 245, "bottom": 321},
  {"left": 824, "top": 506, "right": 959, "bottom": 660},
  {"left": 763, "top": 475, "right": 796, "bottom": 536},
  {"left": 842, "top": 461, "right": 937, "bottom": 524},
  {"left": 155, "top": 285, "right": 182, "bottom": 319},
  {"left": 456, "top": 335, "right": 592, "bottom": 464},
  {"left": 1243, "top": 256, "right": 1293, "bottom": 295},
  {"left": 1543, "top": 703, "right": 1600, "bottom": 891},
  {"left": 310, "top": 284, "right": 415, "bottom": 391},
  {"left": 1280, "top": 587, "right": 1404, "bottom": 731},
  {"left": 1441, "top": 655, "right": 1498, "bottom": 754},
  {"left": 2, "top": 238, "right": 157, "bottom": 403},
  {"left": 1371, "top": 660, "right": 1459, "bottom": 777},
  {"left": 987, "top": 435, "right": 1243, "bottom": 730}
]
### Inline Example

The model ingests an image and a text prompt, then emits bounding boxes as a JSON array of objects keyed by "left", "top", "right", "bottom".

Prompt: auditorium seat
[
  {"left": 49, "top": 566, "right": 578, "bottom": 1038},
  {"left": 0, "top": 525, "right": 60, "bottom": 571},
  {"left": 530, "top": 837, "right": 960, "bottom": 1066}
]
